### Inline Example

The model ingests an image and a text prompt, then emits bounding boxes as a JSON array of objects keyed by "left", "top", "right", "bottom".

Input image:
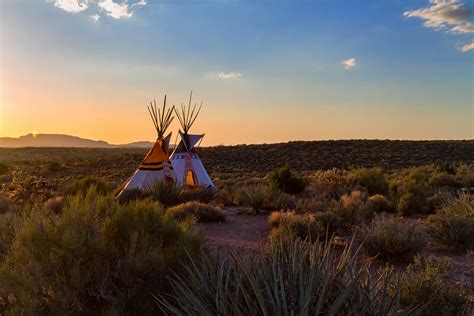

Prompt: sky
[{"left": 0, "top": 0, "right": 473, "bottom": 145}]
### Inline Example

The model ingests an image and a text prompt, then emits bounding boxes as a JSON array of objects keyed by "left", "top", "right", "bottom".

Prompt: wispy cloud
[
  {"left": 342, "top": 58, "right": 357, "bottom": 70},
  {"left": 404, "top": 1, "right": 473, "bottom": 52},
  {"left": 53, "top": 0, "right": 88, "bottom": 13},
  {"left": 49, "top": 0, "right": 146, "bottom": 20},
  {"left": 217, "top": 72, "right": 242, "bottom": 80},
  {"left": 459, "top": 40, "right": 474, "bottom": 52},
  {"left": 404, "top": 0, "right": 472, "bottom": 29},
  {"left": 90, "top": 14, "right": 100, "bottom": 22},
  {"left": 450, "top": 22, "right": 474, "bottom": 33}
]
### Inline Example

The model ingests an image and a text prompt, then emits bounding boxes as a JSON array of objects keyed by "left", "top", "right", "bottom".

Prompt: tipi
[
  {"left": 170, "top": 92, "right": 216, "bottom": 190},
  {"left": 116, "top": 96, "right": 177, "bottom": 197}
]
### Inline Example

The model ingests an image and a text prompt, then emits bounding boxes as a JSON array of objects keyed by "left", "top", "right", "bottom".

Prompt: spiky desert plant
[{"left": 155, "top": 237, "right": 403, "bottom": 315}]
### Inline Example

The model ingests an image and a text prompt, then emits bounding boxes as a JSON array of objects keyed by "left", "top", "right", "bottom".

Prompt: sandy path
[{"left": 198, "top": 208, "right": 270, "bottom": 255}]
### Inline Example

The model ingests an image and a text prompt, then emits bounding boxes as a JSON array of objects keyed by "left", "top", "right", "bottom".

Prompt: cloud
[
  {"left": 404, "top": 0, "right": 472, "bottom": 29},
  {"left": 98, "top": 0, "right": 132, "bottom": 19},
  {"left": 48, "top": 0, "right": 147, "bottom": 20},
  {"left": 459, "top": 40, "right": 474, "bottom": 52},
  {"left": 90, "top": 14, "right": 100, "bottom": 22},
  {"left": 450, "top": 22, "right": 474, "bottom": 33},
  {"left": 53, "top": 0, "right": 88, "bottom": 13},
  {"left": 217, "top": 72, "right": 242, "bottom": 79},
  {"left": 342, "top": 58, "right": 357, "bottom": 70}
]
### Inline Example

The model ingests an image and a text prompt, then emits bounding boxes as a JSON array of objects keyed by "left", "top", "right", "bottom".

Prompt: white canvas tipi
[
  {"left": 170, "top": 92, "right": 216, "bottom": 190},
  {"left": 116, "top": 96, "right": 177, "bottom": 197}
]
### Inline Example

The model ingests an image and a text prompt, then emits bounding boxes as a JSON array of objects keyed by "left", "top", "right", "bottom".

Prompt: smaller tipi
[
  {"left": 170, "top": 92, "right": 216, "bottom": 190},
  {"left": 116, "top": 96, "right": 177, "bottom": 197}
]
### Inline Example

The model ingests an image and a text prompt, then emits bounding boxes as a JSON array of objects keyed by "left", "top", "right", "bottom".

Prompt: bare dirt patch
[{"left": 198, "top": 208, "right": 270, "bottom": 255}]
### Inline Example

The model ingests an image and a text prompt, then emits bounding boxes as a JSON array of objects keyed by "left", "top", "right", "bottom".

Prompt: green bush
[
  {"left": 428, "top": 194, "right": 474, "bottom": 251},
  {"left": 269, "top": 211, "right": 323, "bottom": 241},
  {"left": 65, "top": 176, "right": 112, "bottom": 196},
  {"left": 363, "top": 215, "right": 422, "bottom": 262},
  {"left": 155, "top": 237, "right": 402, "bottom": 315},
  {"left": 391, "top": 167, "right": 431, "bottom": 216},
  {"left": 428, "top": 172, "right": 460, "bottom": 188},
  {"left": 348, "top": 167, "right": 389, "bottom": 195},
  {"left": 147, "top": 180, "right": 183, "bottom": 207},
  {"left": 0, "top": 190, "right": 202, "bottom": 314},
  {"left": 454, "top": 164, "right": 474, "bottom": 188},
  {"left": 393, "top": 255, "right": 469, "bottom": 315},
  {"left": 367, "top": 194, "right": 393, "bottom": 213},
  {"left": 168, "top": 201, "right": 225, "bottom": 223},
  {"left": 116, "top": 188, "right": 148, "bottom": 204},
  {"left": 268, "top": 165, "right": 306, "bottom": 194}
]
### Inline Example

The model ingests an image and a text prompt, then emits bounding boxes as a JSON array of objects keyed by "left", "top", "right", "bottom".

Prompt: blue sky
[{"left": 0, "top": 0, "right": 472, "bottom": 144}]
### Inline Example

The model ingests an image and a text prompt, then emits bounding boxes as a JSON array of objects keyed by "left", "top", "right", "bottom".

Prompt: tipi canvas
[
  {"left": 170, "top": 92, "right": 216, "bottom": 190},
  {"left": 116, "top": 96, "right": 177, "bottom": 197}
]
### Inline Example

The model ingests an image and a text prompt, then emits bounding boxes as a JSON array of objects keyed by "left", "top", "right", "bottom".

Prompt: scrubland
[{"left": 0, "top": 141, "right": 473, "bottom": 314}]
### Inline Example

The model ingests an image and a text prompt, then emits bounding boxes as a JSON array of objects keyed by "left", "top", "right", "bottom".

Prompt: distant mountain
[{"left": 0, "top": 134, "right": 154, "bottom": 148}]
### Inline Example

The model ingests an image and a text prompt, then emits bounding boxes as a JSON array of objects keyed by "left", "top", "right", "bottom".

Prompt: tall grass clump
[
  {"left": 147, "top": 180, "right": 183, "bottom": 207},
  {"left": 237, "top": 183, "right": 268, "bottom": 212},
  {"left": 268, "top": 165, "right": 307, "bottom": 194},
  {"left": 393, "top": 255, "right": 469, "bottom": 315},
  {"left": 65, "top": 176, "right": 112, "bottom": 196},
  {"left": 428, "top": 194, "right": 474, "bottom": 251},
  {"left": 155, "top": 237, "right": 402, "bottom": 315},
  {"left": 348, "top": 167, "right": 389, "bottom": 195},
  {"left": 168, "top": 201, "right": 225, "bottom": 223},
  {"left": 0, "top": 189, "right": 202, "bottom": 314},
  {"left": 363, "top": 215, "right": 422, "bottom": 262}
]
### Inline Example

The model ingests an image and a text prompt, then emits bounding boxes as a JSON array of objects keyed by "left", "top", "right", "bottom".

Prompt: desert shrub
[
  {"left": 237, "top": 183, "right": 268, "bottom": 212},
  {"left": 363, "top": 215, "right": 422, "bottom": 262},
  {"left": 334, "top": 190, "right": 373, "bottom": 228},
  {"left": 314, "top": 168, "right": 349, "bottom": 189},
  {"left": 0, "top": 190, "right": 202, "bottom": 314},
  {"left": 268, "top": 165, "right": 306, "bottom": 194},
  {"left": 269, "top": 211, "right": 323, "bottom": 242},
  {"left": 347, "top": 167, "right": 389, "bottom": 195},
  {"left": 426, "top": 191, "right": 452, "bottom": 212},
  {"left": 428, "top": 172, "right": 460, "bottom": 189},
  {"left": 314, "top": 211, "right": 342, "bottom": 236},
  {"left": 116, "top": 188, "right": 148, "bottom": 204},
  {"left": 391, "top": 167, "right": 431, "bottom": 216},
  {"left": 46, "top": 161, "right": 62, "bottom": 172},
  {"left": 454, "top": 163, "right": 474, "bottom": 188},
  {"left": 367, "top": 194, "right": 393, "bottom": 213},
  {"left": 0, "top": 163, "right": 8, "bottom": 175},
  {"left": 295, "top": 196, "right": 331, "bottom": 214},
  {"left": 168, "top": 201, "right": 225, "bottom": 223},
  {"left": 155, "top": 237, "right": 402, "bottom": 315},
  {"left": 147, "top": 180, "right": 183, "bottom": 207},
  {"left": 428, "top": 194, "right": 474, "bottom": 251},
  {"left": 393, "top": 255, "right": 469, "bottom": 315},
  {"left": 66, "top": 176, "right": 112, "bottom": 196},
  {"left": 213, "top": 189, "right": 234, "bottom": 206},
  {"left": 180, "top": 186, "right": 216, "bottom": 203},
  {"left": 266, "top": 187, "right": 295, "bottom": 210}
]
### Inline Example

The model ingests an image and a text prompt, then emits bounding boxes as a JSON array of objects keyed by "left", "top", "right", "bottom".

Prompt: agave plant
[{"left": 155, "top": 237, "right": 405, "bottom": 315}]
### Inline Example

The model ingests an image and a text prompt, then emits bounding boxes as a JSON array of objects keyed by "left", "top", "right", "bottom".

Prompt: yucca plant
[
  {"left": 237, "top": 183, "right": 268, "bottom": 212},
  {"left": 155, "top": 237, "right": 404, "bottom": 315}
]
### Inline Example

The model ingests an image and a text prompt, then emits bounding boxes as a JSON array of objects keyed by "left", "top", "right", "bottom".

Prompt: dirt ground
[{"left": 198, "top": 207, "right": 270, "bottom": 255}]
